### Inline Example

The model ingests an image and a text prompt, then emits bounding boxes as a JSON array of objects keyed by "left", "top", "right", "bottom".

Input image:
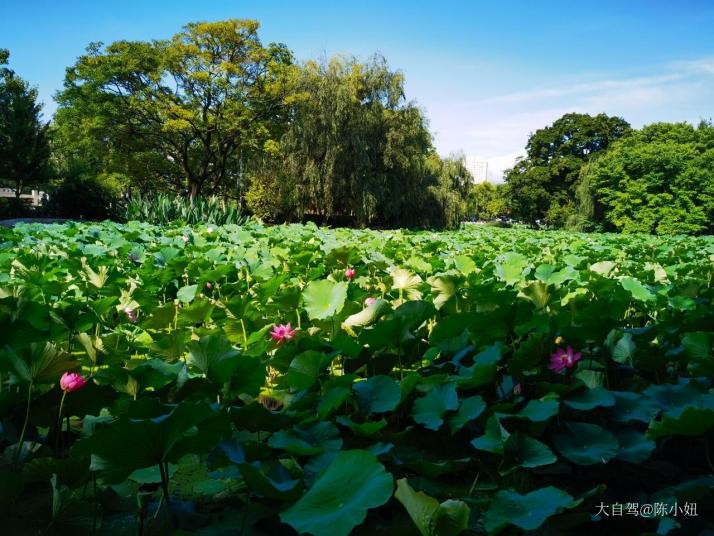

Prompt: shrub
[
  {"left": 45, "top": 172, "right": 123, "bottom": 220},
  {"left": 123, "top": 193, "right": 248, "bottom": 225}
]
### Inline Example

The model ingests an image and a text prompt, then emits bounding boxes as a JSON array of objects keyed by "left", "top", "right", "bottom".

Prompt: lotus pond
[{"left": 1, "top": 221, "right": 713, "bottom": 535}]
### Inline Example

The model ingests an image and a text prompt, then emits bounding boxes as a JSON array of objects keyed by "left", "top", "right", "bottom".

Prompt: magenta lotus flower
[
  {"left": 60, "top": 372, "right": 87, "bottom": 393},
  {"left": 271, "top": 323, "right": 298, "bottom": 342},
  {"left": 124, "top": 306, "right": 137, "bottom": 324},
  {"left": 549, "top": 346, "right": 582, "bottom": 373},
  {"left": 364, "top": 297, "right": 377, "bottom": 307},
  {"left": 344, "top": 267, "right": 356, "bottom": 280}
]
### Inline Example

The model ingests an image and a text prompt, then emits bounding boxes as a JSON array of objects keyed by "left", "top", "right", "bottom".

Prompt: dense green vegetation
[
  {"left": 48, "top": 20, "right": 470, "bottom": 229},
  {"left": 123, "top": 194, "right": 248, "bottom": 226},
  {"left": 503, "top": 115, "right": 714, "bottom": 234},
  {"left": 503, "top": 113, "right": 631, "bottom": 228},
  {"left": 2, "top": 20, "right": 713, "bottom": 234},
  {"left": 578, "top": 121, "right": 714, "bottom": 235},
  {"left": 1, "top": 221, "right": 713, "bottom": 534}
]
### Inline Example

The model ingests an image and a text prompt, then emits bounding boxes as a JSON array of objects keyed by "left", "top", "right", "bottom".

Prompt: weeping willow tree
[{"left": 247, "top": 54, "right": 445, "bottom": 227}]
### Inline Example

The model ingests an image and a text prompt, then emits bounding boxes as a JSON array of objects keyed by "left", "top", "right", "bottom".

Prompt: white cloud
[
  {"left": 427, "top": 57, "right": 714, "bottom": 182},
  {"left": 483, "top": 73, "right": 684, "bottom": 104}
]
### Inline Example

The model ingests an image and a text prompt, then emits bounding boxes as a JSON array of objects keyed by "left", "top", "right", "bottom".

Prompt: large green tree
[
  {"left": 0, "top": 49, "right": 52, "bottom": 197},
  {"left": 504, "top": 113, "right": 631, "bottom": 227},
  {"left": 247, "top": 55, "right": 447, "bottom": 227},
  {"left": 54, "top": 19, "right": 295, "bottom": 197},
  {"left": 578, "top": 121, "right": 714, "bottom": 235}
]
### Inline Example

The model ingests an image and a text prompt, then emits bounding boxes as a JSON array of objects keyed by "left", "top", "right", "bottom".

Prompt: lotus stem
[
  {"left": 240, "top": 318, "right": 248, "bottom": 349},
  {"left": 14, "top": 380, "right": 33, "bottom": 465},
  {"left": 56, "top": 390, "right": 68, "bottom": 454}
]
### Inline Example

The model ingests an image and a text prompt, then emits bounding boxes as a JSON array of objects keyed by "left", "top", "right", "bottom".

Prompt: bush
[
  {"left": 45, "top": 172, "right": 123, "bottom": 220},
  {"left": 0, "top": 196, "right": 38, "bottom": 219},
  {"left": 245, "top": 171, "right": 296, "bottom": 223},
  {"left": 123, "top": 193, "right": 248, "bottom": 225}
]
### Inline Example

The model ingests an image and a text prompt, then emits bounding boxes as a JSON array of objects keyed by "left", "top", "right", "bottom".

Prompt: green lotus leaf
[
  {"left": 238, "top": 462, "right": 303, "bottom": 501},
  {"left": 353, "top": 375, "right": 401, "bottom": 414},
  {"left": 281, "top": 450, "right": 393, "bottom": 536},
  {"left": 412, "top": 382, "right": 459, "bottom": 431},
  {"left": 484, "top": 486, "right": 575, "bottom": 533},
  {"left": 268, "top": 421, "right": 342, "bottom": 455},
  {"left": 471, "top": 414, "right": 510, "bottom": 454},
  {"left": 620, "top": 276, "right": 655, "bottom": 302},
  {"left": 186, "top": 334, "right": 241, "bottom": 384},
  {"left": 614, "top": 429, "right": 656, "bottom": 463},
  {"left": 286, "top": 350, "right": 330, "bottom": 391},
  {"left": 563, "top": 387, "right": 615, "bottom": 411},
  {"left": 647, "top": 406, "right": 714, "bottom": 440},
  {"left": 302, "top": 279, "right": 348, "bottom": 320},
  {"left": 494, "top": 252, "right": 529, "bottom": 285},
  {"left": 503, "top": 432, "right": 557, "bottom": 471},
  {"left": 176, "top": 284, "right": 198, "bottom": 303},
  {"left": 447, "top": 395, "right": 486, "bottom": 433},
  {"left": 553, "top": 422, "right": 619, "bottom": 465},
  {"left": 394, "top": 478, "right": 470, "bottom": 536},
  {"left": 512, "top": 397, "right": 560, "bottom": 422}
]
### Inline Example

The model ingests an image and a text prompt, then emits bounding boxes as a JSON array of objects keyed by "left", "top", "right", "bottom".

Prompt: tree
[
  {"left": 250, "top": 55, "right": 445, "bottom": 227},
  {"left": 54, "top": 20, "right": 295, "bottom": 198},
  {"left": 0, "top": 49, "right": 52, "bottom": 198},
  {"left": 466, "top": 181, "right": 508, "bottom": 221},
  {"left": 504, "top": 113, "right": 631, "bottom": 226},
  {"left": 424, "top": 154, "right": 472, "bottom": 228},
  {"left": 578, "top": 121, "right": 714, "bottom": 235}
]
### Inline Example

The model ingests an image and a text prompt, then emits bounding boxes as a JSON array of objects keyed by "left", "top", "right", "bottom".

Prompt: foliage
[
  {"left": 269, "top": 55, "right": 452, "bottom": 228},
  {"left": 44, "top": 171, "right": 124, "bottom": 220},
  {"left": 123, "top": 193, "right": 248, "bottom": 225},
  {"left": 424, "top": 154, "right": 472, "bottom": 228},
  {"left": 504, "top": 113, "right": 631, "bottom": 227},
  {"left": 53, "top": 20, "right": 295, "bottom": 198},
  {"left": 50, "top": 23, "right": 470, "bottom": 229},
  {"left": 578, "top": 121, "right": 714, "bottom": 235},
  {"left": 466, "top": 181, "right": 508, "bottom": 221},
  {"left": 0, "top": 49, "right": 52, "bottom": 198},
  {"left": 1, "top": 221, "right": 713, "bottom": 533}
]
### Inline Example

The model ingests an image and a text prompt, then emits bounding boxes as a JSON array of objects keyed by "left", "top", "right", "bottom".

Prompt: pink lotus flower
[
  {"left": 60, "top": 372, "right": 87, "bottom": 393},
  {"left": 205, "top": 282, "right": 213, "bottom": 289},
  {"left": 271, "top": 323, "right": 298, "bottom": 342},
  {"left": 364, "top": 297, "right": 377, "bottom": 307},
  {"left": 549, "top": 346, "right": 582, "bottom": 373},
  {"left": 124, "top": 306, "right": 137, "bottom": 324},
  {"left": 513, "top": 383, "right": 522, "bottom": 396},
  {"left": 344, "top": 267, "right": 356, "bottom": 280}
]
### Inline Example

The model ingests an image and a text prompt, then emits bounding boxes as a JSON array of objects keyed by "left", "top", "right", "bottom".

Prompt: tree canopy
[
  {"left": 51, "top": 21, "right": 473, "bottom": 228},
  {"left": 578, "top": 121, "right": 714, "bottom": 235},
  {"left": 54, "top": 20, "right": 296, "bottom": 198},
  {"left": 246, "top": 55, "right": 440, "bottom": 227},
  {"left": 504, "top": 113, "right": 631, "bottom": 227},
  {"left": 0, "top": 49, "right": 51, "bottom": 197}
]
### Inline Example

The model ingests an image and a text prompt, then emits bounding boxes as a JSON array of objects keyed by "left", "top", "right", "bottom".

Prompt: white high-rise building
[{"left": 464, "top": 155, "right": 488, "bottom": 183}]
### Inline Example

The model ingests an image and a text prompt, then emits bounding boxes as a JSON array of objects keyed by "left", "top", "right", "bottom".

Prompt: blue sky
[{"left": 3, "top": 0, "right": 713, "bottom": 179}]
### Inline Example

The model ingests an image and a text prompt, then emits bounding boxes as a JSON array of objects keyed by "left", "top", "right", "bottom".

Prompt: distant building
[
  {"left": 0, "top": 188, "right": 46, "bottom": 206},
  {"left": 464, "top": 156, "right": 488, "bottom": 183}
]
